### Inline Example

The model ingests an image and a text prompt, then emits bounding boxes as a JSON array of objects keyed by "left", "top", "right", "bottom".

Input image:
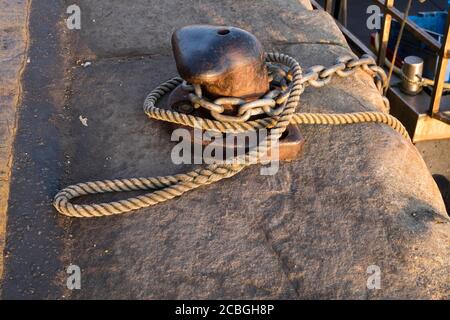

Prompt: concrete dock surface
[{"left": 0, "top": 0, "right": 448, "bottom": 299}]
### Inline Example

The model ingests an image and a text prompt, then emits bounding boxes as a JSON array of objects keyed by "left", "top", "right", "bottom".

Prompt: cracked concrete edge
[{"left": 0, "top": 0, "right": 31, "bottom": 288}]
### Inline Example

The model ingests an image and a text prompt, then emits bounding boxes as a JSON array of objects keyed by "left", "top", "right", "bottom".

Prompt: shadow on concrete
[{"left": 433, "top": 174, "right": 450, "bottom": 215}]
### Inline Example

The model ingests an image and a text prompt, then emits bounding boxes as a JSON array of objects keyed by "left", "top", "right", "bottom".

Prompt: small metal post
[
  {"left": 401, "top": 56, "right": 424, "bottom": 95},
  {"left": 378, "top": 0, "right": 395, "bottom": 67},
  {"left": 430, "top": 10, "right": 450, "bottom": 115}
]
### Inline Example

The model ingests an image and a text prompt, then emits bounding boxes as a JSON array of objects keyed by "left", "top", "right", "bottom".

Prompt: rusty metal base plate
[{"left": 162, "top": 85, "right": 304, "bottom": 162}]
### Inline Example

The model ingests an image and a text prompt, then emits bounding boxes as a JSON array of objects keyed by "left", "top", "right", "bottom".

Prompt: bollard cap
[
  {"left": 171, "top": 25, "right": 269, "bottom": 99},
  {"left": 403, "top": 56, "right": 424, "bottom": 67}
]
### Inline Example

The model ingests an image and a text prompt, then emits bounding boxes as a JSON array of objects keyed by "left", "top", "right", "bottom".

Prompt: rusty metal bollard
[
  {"left": 165, "top": 24, "right": 304, "bottom": 161},
  {"left": 172, "top": 25, "right": 269, "bottom": 100}
]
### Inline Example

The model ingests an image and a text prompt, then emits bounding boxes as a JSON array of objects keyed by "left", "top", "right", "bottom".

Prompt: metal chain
[
  {"left": 53, "top": 53, "right": 409, "bottom": 218},
  {"left": 302, "top": 54, "right": 387, "bottom": 90},
  {"left": 301, "top": 54, "right": 389, "bottom": 111},
  {"left": 184, "top": 54, "right": 390, "bottom": 123},
  {"left": 182, "top": 66, "right": 291, "bottom": 123}
]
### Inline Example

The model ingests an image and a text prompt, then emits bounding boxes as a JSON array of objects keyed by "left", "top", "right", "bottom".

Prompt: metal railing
[
  {"left": 375, "top": 0, "right": 450, "bottom": 119},
  {"left": 312, "top": 0, "right": 450, "bottom": 123}
]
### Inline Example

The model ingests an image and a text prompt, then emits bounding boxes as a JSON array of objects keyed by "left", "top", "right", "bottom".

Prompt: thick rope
[
  {"left": 291, "top": 112, "right": 409, "bottom": 139},
  {"left": 53, "top": 53, "right": 410, "bottom": 218}
]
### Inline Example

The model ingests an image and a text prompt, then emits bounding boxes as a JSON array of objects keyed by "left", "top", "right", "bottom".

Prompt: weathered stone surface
[
  {"left": 2, "top": 0, "right": 449, "bottom": 299},
  {"left": 69, "top": 0, "right": 338, "bottom": 59},
  {"left": 0, "top": 0, "right": 29, "bottom": 285}
]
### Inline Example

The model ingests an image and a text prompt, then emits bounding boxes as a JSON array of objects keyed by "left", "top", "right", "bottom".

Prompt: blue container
[{"left": 389, "top": 11, "right": 449, "bottom": 82}]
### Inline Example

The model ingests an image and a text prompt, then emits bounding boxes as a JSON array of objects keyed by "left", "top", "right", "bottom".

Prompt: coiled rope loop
[{"left": 53, "top": 53, "right": 409, "bottom": 218}]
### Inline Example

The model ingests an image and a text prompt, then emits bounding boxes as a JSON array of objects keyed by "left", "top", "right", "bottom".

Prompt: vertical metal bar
[
  {"left": 386, "top": 0, "right": 412, "bottom": 93},
  {"left": 430, "top": 10, "right": 450, "bottom": 115},
  {"left": 334, "top": 0, "right": 347, "bottom": 27},
  {"left": 340, "top": 0, "right": 348, "bottom": 27},
  {"left": 324, "top": 0, "right": 333, "bottom": 14},
  {"left": 378, "top": 0, "right": 395, "bottom": 66},
  {"left": 333, "top": 0, "right": 341, "bottom": 19}
]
